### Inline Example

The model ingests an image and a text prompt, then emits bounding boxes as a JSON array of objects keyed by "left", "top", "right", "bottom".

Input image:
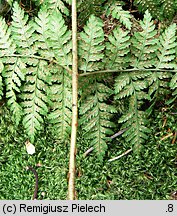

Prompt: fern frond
[
  {"left": 34, "top": 8, "right": 72, "bottom": 142},
  {"left": 80, "top": 76, "right": 116, "bottom": 160},
  {"left": 105, "top": 27, "right": 130, "bottom": 69},
  {"left": 170, "top": 73, "right": 177, "bottom": 95},
  {"left": 78, "top": 15, "right": 105, "bottom": 73},
  {"left": 106, "top": 3, "right": 132, "bottom": 30},
  {"left": 34, "top": 7, "right": 54, "bottom": 59},
  {"left": 0, "top": 15, "right": 24, "bottom": 124},
  {"left": 0, "top": 61, "right": 3, "bottom": 100},
  {"left": 156, "top": 24, "right": 177, "bottom": 69},
  {"left": 131, "top": 10, "right": 158, "bottom": 68},
  {"left": 114, "top": 11, "right": 158, "bottom": 150},
  {"left": 45, "top": 0, "right": 70, "bottom": 16},
  {"left": 3, "top": 58, "right": 25, "bottom": 125},
  {"left": 0, "top": 16, "right": 15, "bottom": 101},
  {"left": 0, "top": 17, "right": 15, "bottom": 57},
  {"left": 48, "top": 67, "right": 72, "bottom": 143},
  {"left": 22, "top": 60, "right": 49, "bottom": 143},
  {"left": 167, "top": 73, "right": 177, "bottom": 104},
  {"left": 135, "top": 0, "right": 177, "bottom": 21},
  {"left": 11, "top": 2, "right": 36, "bottom": 55},
  {"left": 148, "top": 23, "right": 176, "bottom": 101},
  {"left": 49, "top": 10, "right": 72, "bottom": 67},
  {"left": 120, "top": 97, "right": 151, "bottom": 150},
  {"left": 78, "top": 0, "right": 107, "bottom": 25}
]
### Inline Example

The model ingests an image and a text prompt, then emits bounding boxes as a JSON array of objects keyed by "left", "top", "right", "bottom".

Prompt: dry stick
[
  {"left": 79, "top": 68, "right": 177, "bottom": 77},
  {"left": 83, "top": 128, "right": 128, "bottom": 157},
  {"left": 108, "top": 149, "right": 132, "bottom": 162},
  {"left": 172, "top": 132, "right": 177, "bottom": 144},
  {"left": 68, "top": 0, "right": 78, "bottom": 200},
  {"left": 26, "top": 166, "right": 38, "bottom": 200},
  {"left": 160, "top": 132, "right": 174, "bottom": 141}
]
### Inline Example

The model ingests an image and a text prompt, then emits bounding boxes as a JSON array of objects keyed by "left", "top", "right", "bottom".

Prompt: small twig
[
  {"left": 160, "top": 132, "right": 173, "bottom": 141},
  {"left": 83, "top": 128, "right": 128, "bottom": 157},
  {"left": 108, "top": 148, "right": 132, "bottom": 162},
  {"left": 110, "top": 128, "right": 128, "bottom": 139},
  {"left": 79, "top": 68, "right": 177, "bottom": 77},
  {"left": 26, "top": 166, "right": 38, "bottom": 200},
  {"left": 68, "top": 0, "right": 78, "bottom": 200},
  {"left": 172, "top": 132, "right": 177, "bottom": 144},
  {"left": 83, "top": 147, "right": 94, "bottom": 157}
]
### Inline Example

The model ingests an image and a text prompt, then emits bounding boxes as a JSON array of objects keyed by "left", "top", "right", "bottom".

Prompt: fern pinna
[{"left": 79, "top": 15, "right": 116, "bottom": 160}]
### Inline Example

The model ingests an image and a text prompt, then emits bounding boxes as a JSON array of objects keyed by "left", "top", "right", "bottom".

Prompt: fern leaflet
[
  {"left": 79, "top": 16, "right": 116, "bottom": 159},
  {"left": 106, "top": 3, "right": 132, "bottom": 30},
  {"left": 78, "top": 15, "right": 105, "bottom": 73}
]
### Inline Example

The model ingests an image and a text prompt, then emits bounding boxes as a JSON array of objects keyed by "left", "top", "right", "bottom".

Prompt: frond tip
[
  {"left": 22, "top": 60, "right": 49, "bottom": 143},
  {"left": 106, "top": 4, "right": 132, "bottom": 30},
  {"left": 78, "top": 15, "right": 105, "bottom": 73}
]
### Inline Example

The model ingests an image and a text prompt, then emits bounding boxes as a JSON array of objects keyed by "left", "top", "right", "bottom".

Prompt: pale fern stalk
[{"left": 68, "top": 0, "right": 78, "bottom": 200}]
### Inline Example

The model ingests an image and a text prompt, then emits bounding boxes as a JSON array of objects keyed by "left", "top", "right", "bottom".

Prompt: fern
[
  {"left": 170, "top": 73, "right": 177, "bottom": 100},
  {"left": 45, "top": 0, "right": 70, "bottom": 16},
  {"left": 80, "top": 76, "right": 116, "bottom": 160},
  {"left": 134, "top": 0, "right": 177, "bottom": 21},
  {"left": 105, "top": 27, "right": 130, "bottom": 69},
  {"left": 78, "top": 15, "right": 105, "bottom": 73},
  {"left": 0, "top": 14, "right": 24, "bottom": 125},
  {"left": 148, "top": 23, "right": 177, "bottom": 108},
  {"left": 45, "top": 10, "right": 72, "bottom": 142},
  {"left": 106, "top": 3, "right": 132, "bottom": 30},
  {"left": 0, "top": 1, "right": 176, "bottom": 160},
  {"left": 48, "top": 10, "right": 72, "bottom": 66},
  {"left": 79, "top": 15, "right": 116, "bottom": 159},
  {"left": 11, "top": 2, "right": 36, "bottom": 55},
  {"left": 34, "top": 7, "right": 54, "bottom": 59},
  {"left": 34, "top": 7, "right": 72, "bottom": 142},
  {"left": 0, "top": 61, "right": 3, "bottom": 100},
  {"left": 22, "top": 60, "right": 49, "bottom": 143},
  {"left": 78, "top": 0, "right": 107, "bottom": 25},
  {"left": 1, "top": 2, "right": 73, "bottom": 143},
  {"left": 48, "top": 67, "right": 72, "bottom": 143},
  {"left": 114, "top": 11, "right": 157, "bottom": 150}
]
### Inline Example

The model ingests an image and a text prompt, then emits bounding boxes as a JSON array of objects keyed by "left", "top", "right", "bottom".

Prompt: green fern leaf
[
  {"left": 0, "top": 61, "right": 3, "bottom": 99},
  {"left": 22, "top": 60, "right": 49, "bottom": 143},
  {"left": 114, "top": 11, "right": 157, "bottom": 150},
  {"left": 78, "top": 0, "right": 107, "bottom": 25},
  {"left": 0, "top": 17, "right": 15, "bottom": 57},
  {"left": 34, "top": 7, "right": 54, "bottom": 59},
  {"left": 131, "top": 10, "right": 158, "bottom": 68},
  {"left": 78, "top": 15, "right": 105, "bottom": 73},
  {"left": 105, "top": 27, "right": 130, "bottom": 69},
  {"left": 48, "top": 67, "right": 72, "bottom": 143},
  {"left": 119, "top": 96, "right": 151, "bottom": 151},
  {"left": 156, "top": 23, "right": 177, "bottom": 69},
  {"left": 46, "top": 0, "right": 70, "bottom": 16},
  {"left": 167, "top": 73, "right": 177, "bottom": 104},
  {"left": 148, "top": 23, "right": 176, "bottom": 102},
  {"left": 0, "top": 15, "right": 24, "bottom": 124},
  {"left": 49, "top": 10, "right": 72, "bottom": 66},
  {"left": 106, "top": 4, "right": 132, "bottom": 30},
  {"left": 80, "top": 76, "right": 116, "bottom": 160},
  {"left": 3, "top": 58, "right": 25, "bottom": 125},
  {"left": 11, "top": 1, "right": 36, "bottom": 55}
]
